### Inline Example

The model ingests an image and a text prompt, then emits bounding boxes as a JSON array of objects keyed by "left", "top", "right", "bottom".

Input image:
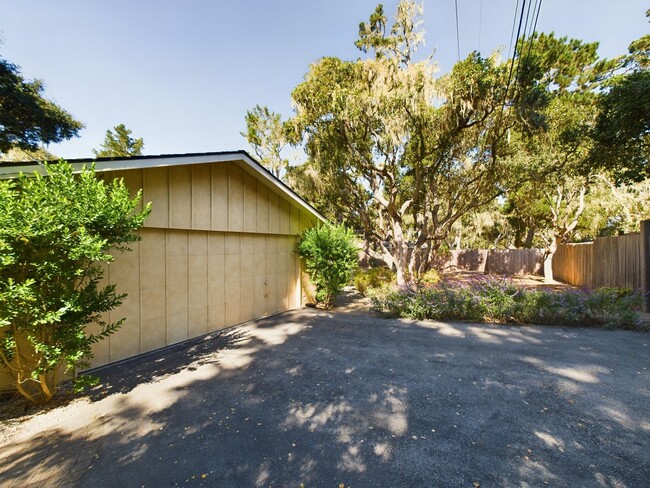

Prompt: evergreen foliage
[
  {"left": 93, "top": 124, "right": 144, "bottom": 158},
  {"left": 0, "top": 56, "right": 82, "bottom": 154}
]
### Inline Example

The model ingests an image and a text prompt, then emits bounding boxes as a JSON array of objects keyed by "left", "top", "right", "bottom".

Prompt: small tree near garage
[
  {"left": 0, "top": 162, "right": 150, "bottom": 403},
  {"left": 297, "top": 223, "right": 358, "bottom": 308}
]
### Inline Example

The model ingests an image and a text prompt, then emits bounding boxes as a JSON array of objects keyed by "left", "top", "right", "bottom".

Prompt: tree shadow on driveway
[
  {"left": 1, "top": 309, "right": 648, "bottom": 487},
  {"left": 86, "top": 327, "right": 248, "bottom": 400}
]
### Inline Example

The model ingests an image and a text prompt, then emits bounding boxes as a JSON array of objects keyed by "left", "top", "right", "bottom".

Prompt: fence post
[{"left": 641, "top": 220, "right": 650, "bottom": 313}]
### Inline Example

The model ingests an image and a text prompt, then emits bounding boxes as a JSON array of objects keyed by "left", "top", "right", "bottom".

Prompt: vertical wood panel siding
[
  {"left": 88, "top": 227, "right": 306, "bottom": 369},
  {"left": 86, "top": 160, "right": 317, "bottom": 369}
]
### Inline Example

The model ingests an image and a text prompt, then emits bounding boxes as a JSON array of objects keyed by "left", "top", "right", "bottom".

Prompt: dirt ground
[{"left": 440, "top": 269, "right": 574, "bottom": 291}]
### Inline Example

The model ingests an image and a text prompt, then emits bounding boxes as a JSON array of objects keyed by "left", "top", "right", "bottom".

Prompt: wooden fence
[
  {"left": 444, "top": 248, "right": 544, "bottom": 276},
  {"left": 552, "top": 233, "right": 644, "bottom": 291}
]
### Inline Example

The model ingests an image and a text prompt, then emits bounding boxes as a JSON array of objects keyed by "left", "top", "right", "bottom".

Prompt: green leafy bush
[
  {"left": 354, "top": 267, "right": 395, "bottom": 295},
  {"left": 297, "top": 223, "right": 358, "bottom": 308},
  {"left": 371, "top": 276, "right": 642, "bottom": 329},
  {"left": 0, "top": 162, "right": 150, "bottom": 403}
]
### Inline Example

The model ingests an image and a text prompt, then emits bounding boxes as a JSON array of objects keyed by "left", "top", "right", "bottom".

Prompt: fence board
[
  {"left": 553, "top": 234, "right": 642, "bottom": 291},
  {"left": 444, "top": 249, "right": 544, "bottom": 276}
]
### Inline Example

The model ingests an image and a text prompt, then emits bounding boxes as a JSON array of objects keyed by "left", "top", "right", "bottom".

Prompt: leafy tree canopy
[
  {"left": 283, "top": 1, "right": 563, "bottom": 285},
  {"left": 246, "top": 0, "right": 645, "bottom": 285},
  {"left": 0, "top": 56, "right": 83, "bottom": 154},
  {"left": 93, "top": 123, "right": 144, "bottom": 158},
  {"left": 242, "top": 105, "right": 288, "bottom": 178},
  {"left": 591, "top": 10, "right": 650, "bottom": 182}
]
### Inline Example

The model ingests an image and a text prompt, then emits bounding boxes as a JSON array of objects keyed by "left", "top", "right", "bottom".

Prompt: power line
[
  {"left": 522, "top": 0, "right": 535, "bottom": 44},
  {"left": 494, "top": 0, "right": 527, "bottom": 135},
  {"left": 478, "top": 0, "right": 483, "bottom": 54},
  {"left": 524, "top": 0, "right": 543, "bottom": 62},
  {"left": 507, "top": 0, "right": 521, "bottom": 65},
  {"left": 512, "top": 0, "right": 537, "bottom": 87},
  {"left": 515, "top": 0, "right": 543, "bottom": 94},
  {"left": 504, "top": 0, "right": 527, "bottom": 105},
  {"left": 454, "top": 0, "right": 460, "bottom": 60},
  {"left": 531, "top": 0, "right": 543, "bottom": 40}
]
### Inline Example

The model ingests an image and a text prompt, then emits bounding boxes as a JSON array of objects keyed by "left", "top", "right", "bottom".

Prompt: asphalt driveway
[{"left": 1, "top": 307, "right": 649, "bottom": 487}]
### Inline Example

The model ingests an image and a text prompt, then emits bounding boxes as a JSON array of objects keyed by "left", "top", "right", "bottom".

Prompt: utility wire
[
  {"left": 515, "top": 0, "right": 544, "bottom": 97},
  {"left": 507, "top": 0, "right": 521, "bottom": 65},
  {"left": 522, "top": 0, "right": 535, "bottom": 44},
  {"left": 504, "top": 0, "right": 527, "bottom": 106},
  {"left": 478, "top": 0, "right": 483, "bottom": 54},
  {"left": 454, "top": 0, "right": 461, "bottom": 61},
  {"left": 512, "top": 0, "right": 538, "bottom": 89},
  {"left": 524, "top": 0, "right": 543, "bottom": 63},
  {"left": 495, "top": 0, "right": 527, "bottom": 135}
]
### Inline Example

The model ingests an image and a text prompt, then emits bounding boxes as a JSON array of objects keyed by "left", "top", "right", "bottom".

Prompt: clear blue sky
[{"left": 1, "top": 0, "right": 648, "bottom": 159}]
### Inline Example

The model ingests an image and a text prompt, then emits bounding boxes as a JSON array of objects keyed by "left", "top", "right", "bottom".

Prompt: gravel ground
[{"left": 0, "top": 301, "right": 648, "bottom": 487}]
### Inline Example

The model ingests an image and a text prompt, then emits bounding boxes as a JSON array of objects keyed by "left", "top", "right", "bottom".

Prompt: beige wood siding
[
  {"left": 86, "top": 160, "right": 315, "bottom": 369},
  {"left": 88, "top": 228, "right": 302, "bottom": 368},
  {"left": 116, "top": 160, "right": 318, "bottom": 235}
]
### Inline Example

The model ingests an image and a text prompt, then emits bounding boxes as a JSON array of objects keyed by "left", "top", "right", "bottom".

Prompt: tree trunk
[
  {"left": 523, "top": 228, "right": 535, "bottom": 248},
  {"left": 395, "top": 265, "right": 408, "bottom": 287},
  {"left": 543, "top": 237, "right": 559, "bottom": 283}
]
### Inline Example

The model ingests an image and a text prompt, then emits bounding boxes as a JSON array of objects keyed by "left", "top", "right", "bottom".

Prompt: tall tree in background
[
  {"left": 241, "top": 107, "right": 345, "bottom": 223},
  {"left": 580, "top": 175, "right": 650, "bottom": 237},
  {"left": 242, "top": 105, "right": 288, "bottom": 178},
  {"left": 93, "top": 123, "right": 144, "bottom": 158},
  {"left": 500, "top": 33, "right": 617, "bottom": 280},
  {"left": 245, "top": 0, "right": 645, "bottom": 285},
  {"left": 286, "top": 1, "right": 542, "bottom": 285},
  {"left": 591, "top": 10, "right": 650, "bottom": 182},
  {"left": 0, "top": 56, "right": 82, "bottom": 154}
]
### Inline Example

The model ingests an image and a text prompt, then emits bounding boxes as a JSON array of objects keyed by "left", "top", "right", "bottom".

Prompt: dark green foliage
[
  {"left": 591, "top": 70, "right": 650, "bottom": 182},
  {"left": 590, "top": 10, "right": 650, "bottom": 182},
  {"left": 372, "top": 276, "right": 641, "bottom": 329},
  {"left": 297, "top": 224, "right": 359, "bottom": 308},
  {"left": 0, "top": 162, "right": 150, "bottom": 403},
  {"left": 93, "top": 124, "right": 144, "bottom": 158},
  {"left": 0, "top": 57, "right": 83, "bottom": 153}
]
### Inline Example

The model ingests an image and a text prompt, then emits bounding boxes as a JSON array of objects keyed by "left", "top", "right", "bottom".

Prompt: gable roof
[{"left": 0, "top": 150, "right": 326, "bottom": 223}]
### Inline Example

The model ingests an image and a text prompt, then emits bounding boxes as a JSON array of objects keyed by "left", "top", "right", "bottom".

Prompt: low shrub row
[{"left": 371, "top": 275, "right": 642, "bottom": 329}]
